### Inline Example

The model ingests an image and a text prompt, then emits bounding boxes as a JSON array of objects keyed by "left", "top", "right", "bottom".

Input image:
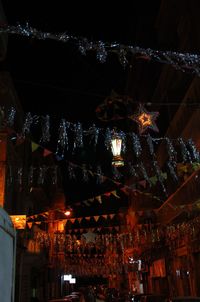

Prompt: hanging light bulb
[{"left": 111, "top": 135, "right": 124, "bottom": 167}]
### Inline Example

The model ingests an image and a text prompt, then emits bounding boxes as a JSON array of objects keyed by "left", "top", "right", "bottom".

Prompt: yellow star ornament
[{"left": 131, "top": 104, "right": 159, "bottom": 134}]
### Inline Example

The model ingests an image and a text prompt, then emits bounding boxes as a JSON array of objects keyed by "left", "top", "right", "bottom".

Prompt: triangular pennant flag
[
  {"left": 43, "top": 148, "right": 52, "bottom": 157},
  {"left": 94, "top": 216, "right": 100, "bottom": 222},
  {"left": 104, "top": 192, "right": 111, "bottom": 197},
  {"left": 35, "top": 221, "right": 41, "bottom": 225},
  {"left": 70, "top": 218, "right": 76, "bottom": 224},
  {"left": 77, "top": 218, "right": 83, "bottom": 223},
  {"left": 83, "top": 200, "right": 90, "bottom": 206},
  {"left": 120, "top": 187, "right": 129, "bottom": 195},
  {"left": 114, "top": 226, "right": 120, "bottom": 231},
  {"left": 111, "top": 191, "right": 120, "bottom": 198},
  {"left": 96, "top": 196, "right": 102, "bottom": 204},
  {"left": 85, "top": 217, "right": 91, "bottom": 221},
  {"left": 31, "top": 141, "right": 39, "bottom": 152},
  {"left": 109, "top": 214, "right": 115, "bottom": 220},
  {"left": 27, "top": 222, "right": 33, "bottom": 229},
  {"left": 102, "top": 215, "right": 108, "bottom": 220}
]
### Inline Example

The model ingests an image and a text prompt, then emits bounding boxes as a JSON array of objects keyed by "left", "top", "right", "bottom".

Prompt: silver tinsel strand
[
  {"left": 178, "top": 138, "right": 192, "bottom": 163},
  {"left": 118, "top": 131, "right": 126, "bottom": 153},
  {"left": 40, "top": 115, "right": 51, "bottom": 143},
  {"left": 127, "top": 162, "right": 138, "bottom": 178},
  {"left": 96, "top": 165, "right": 105, "bottom": 184},
  {"left": 0, "top": 107, "right": 4, "bottom": 129},
  {"left": 153, "top": 160, "right": 167, "bottom": 195},
  {"left": 167, "top": 161, "right": 178, "bottom": 182},
  {"left": 22, "top": 112, "right": 33, "bottom": 137},
  {"left": 166, "top": 137, "right": 177, "bottom": 162},
  {"left": 52, "top": 166, "right": 58, "bottom": 185},
  {"left": 68, "top": 163, "right": 76, "bottom": 180},
  {"left": 17, "top": 167, "right": 23, "bottom": 186},
  {"left": 147, "top": 134, "right": 154, "bottom": 156},
  {"left": 73, "top": 122, "right": 83, "bottom": 150},
  {"left": 7, "top": 107, "right": 16, "bottom": 127},
  {"left": 105, "top": 128, "right": 112, "bottom": 150},
  {"left": 2, "top": 24, "right": 200, "bottom": 74},
  {"left": 96, "top": 41, "right": 107, "bottom": 63},
  {"left": 131, "top": 133, "right": 142, "bottom": 158},
  {"left": 140, "top": 163, "right": 152, "bottom": 187},
  {"left": 82, "top": 166, "right": 89, "bottom": 182},
  {"left": 37, "top": 166, "right": 46, "bottom": 185},
  {"left": 28, "top": 166, "right": 34, "bottom": 186},
  {"left": 187, "top": 139, "right": 200, "bottom": 162},
  {"left": 56, "top": 119, "right": 69, "bottom": 157},
  {"left": 112, "top": 166, "right": 122, "bottom": 180}
]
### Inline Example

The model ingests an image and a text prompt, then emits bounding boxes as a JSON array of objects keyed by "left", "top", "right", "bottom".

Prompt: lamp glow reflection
[{"left": 111, "top": 136, "right": 124, "bottom": 167}]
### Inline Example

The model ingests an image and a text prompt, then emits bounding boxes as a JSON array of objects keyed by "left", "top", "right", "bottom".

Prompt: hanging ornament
[
  {"left": 111, "top": 133, "right": 124, "bottom": 167},
  {"left": 130, "top": 104, "right": 159, "bottom": 134}
]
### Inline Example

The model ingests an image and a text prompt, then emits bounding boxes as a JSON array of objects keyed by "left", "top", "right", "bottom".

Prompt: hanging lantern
[{"left": 111, "top": 135, "right": 124, "bottom": 166}]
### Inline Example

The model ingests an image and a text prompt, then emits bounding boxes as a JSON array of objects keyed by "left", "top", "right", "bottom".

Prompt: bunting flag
[
  {"left": 109, "top": 214, "right": 115, "bottom": 219},
  {"left": 31, "top": 141, "right": 39, "bottom": 152},
  {"left": 96, "top": 196, "right": 102, "bottom": 204},
  {"left": 111, "top": 190, "right": 120, "bottom": 198},
  {"left": 94, "top": 216, "right": 100, "bottom": 222},
  {"left": 43, "top": 148, "right": 52, "bottom": 157},
  {"left": 27, "top": 222, "right": 33, "bottom": 229}
]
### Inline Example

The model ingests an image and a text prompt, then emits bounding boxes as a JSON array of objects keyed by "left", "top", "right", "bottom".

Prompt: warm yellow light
[
  {"left": 111, "top": 136, "right": 124, "bottom": 166},
  {"left": 64, "top": 210, "right": 71, "bottom": 216},
  {"left": 138, "top": 113, "right": 152, "bottom": 127}
]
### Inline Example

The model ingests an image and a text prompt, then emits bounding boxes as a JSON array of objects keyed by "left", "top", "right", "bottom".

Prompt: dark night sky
[{"left": 1, "top": 1, "right": 165, "bottom": 214}]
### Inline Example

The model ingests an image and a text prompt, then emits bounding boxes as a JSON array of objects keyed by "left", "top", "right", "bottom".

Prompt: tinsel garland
[{"left": 2, "top": 23, "right": 200, "bottom": 74}]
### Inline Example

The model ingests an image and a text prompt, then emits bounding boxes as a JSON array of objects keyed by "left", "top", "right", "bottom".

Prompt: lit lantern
[
  {"left": 64, "top": 210, "right": 71, "bottom": 216},
  {"left": 111, "top": 135, "right": 124, "bottom": 166}
]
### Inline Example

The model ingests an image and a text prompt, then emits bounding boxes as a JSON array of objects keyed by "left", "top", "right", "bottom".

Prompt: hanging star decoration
[{"left": 130, "top": 104, "right": 159, "bottom": 134}]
